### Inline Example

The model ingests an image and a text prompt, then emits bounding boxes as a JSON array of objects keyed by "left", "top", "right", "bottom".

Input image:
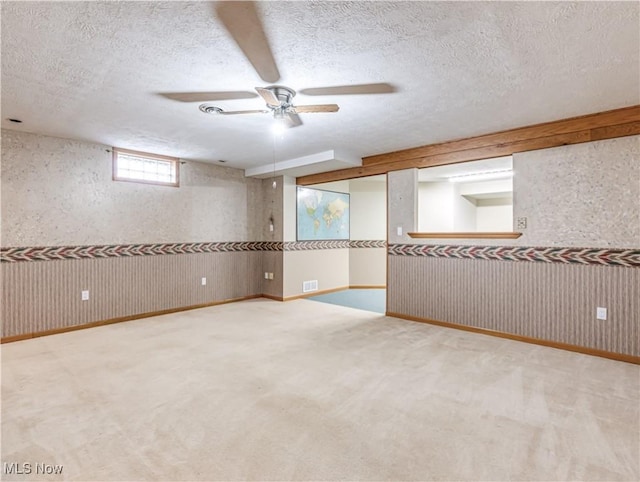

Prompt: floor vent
[{"left": 303, "top": 280, "right": 318, "bottom": 293}]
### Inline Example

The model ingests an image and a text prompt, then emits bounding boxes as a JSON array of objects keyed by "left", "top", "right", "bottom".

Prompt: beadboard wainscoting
[{"left": 388, "top": 245, "right": 640, "bottom": 358}]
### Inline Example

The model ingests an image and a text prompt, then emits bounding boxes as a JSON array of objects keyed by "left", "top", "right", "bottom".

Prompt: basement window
[{"left": 113, "top": 148, "right": 179, "bottom": 187}]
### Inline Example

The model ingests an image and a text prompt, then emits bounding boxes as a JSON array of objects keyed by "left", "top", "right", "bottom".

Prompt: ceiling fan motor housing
[{"left": 265, "top": 85, "right": 296, "bottom": 107}]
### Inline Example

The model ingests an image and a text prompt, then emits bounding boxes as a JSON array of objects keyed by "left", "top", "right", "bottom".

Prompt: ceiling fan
[{"left": 159, "top": 1, "right": 396, "bottom": 128}]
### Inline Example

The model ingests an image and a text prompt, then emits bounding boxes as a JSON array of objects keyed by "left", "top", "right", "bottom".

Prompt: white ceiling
[{"left": 1, "top": 1, "right": 638, "bottom": 178}]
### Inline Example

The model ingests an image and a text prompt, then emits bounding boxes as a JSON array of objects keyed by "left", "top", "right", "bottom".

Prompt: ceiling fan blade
[
  {"left": 292, "top": 104, "right": 340, "bottom": 113},
  {"left": 284, "top": 112, "right": 303, "bottom": 128},
  {"left": 215, "top": 1, "right": 280, "bottom": 83},
  {"left": 299, "top": 83, "right": 397, "bottom": 96},
  {"left": 220, "top": 109, "right": 270, "bottom": 116},
  {"left": 159, "top": 91, "right": 258, "bottom": 102},
  {"left": 255, "top": 87, "right": 281, "bottom": 107}
]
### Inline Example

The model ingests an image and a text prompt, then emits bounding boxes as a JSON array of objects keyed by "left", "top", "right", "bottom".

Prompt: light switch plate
[
  {"left": 396, "top": 226, "right": 403, "bottom": 236},
  {"left": 201, "top": 277, "right": 207, "bottom": 286},
  {"left": 81, "top": 290, "right": 89, "bottom": 301},
  {"left": 596, "top": 307, "right": 607, "bottom": 320}
]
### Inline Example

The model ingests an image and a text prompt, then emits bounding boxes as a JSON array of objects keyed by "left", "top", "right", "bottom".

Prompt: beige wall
[
  {"left": 349, "top": 179, "right": 386, "bottom": 240},
  {"left": 418, "top": 182, "right": 454, "bottom": 231},
  {"left": 1, "top": 129, "right": 262, "bottom": 246},
  {"left": 280, "top": 177, "right": 387, "bottom": 297},
  {"left": 283, "top": 249, "right": 350, "bottom": 298},
  {"left": 349, "top": 248, "right": 386, "bottom": 286},
  {"left": 419, "top": 178, "right": 513, "bottom": 232},
  {"left": 283, "top": 175, "right": 298, "bottom": 242},
  {"left": 349, "top": 179, "right": 386, "bottom": 286},
  {"left": 476, "top": 200, "right": 512, "bottom": 231}
]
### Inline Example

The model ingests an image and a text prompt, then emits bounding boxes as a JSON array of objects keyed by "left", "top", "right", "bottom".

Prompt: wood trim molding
[
  {"left": 296, "top": 105, "right": 640, "bottom": 185},
  {"left": 281, "top": 285, "right": 351, "bottom": 301},
  {"left": 281, "top": 285, "right": 386, "bottom": 301},
  {"left": 363, "top": 105, "right": 640, "bottom": 166},
  {"left": 261, "top": 293, "right": 285, "bottom": 302},
  {"left": 386, "top": 311, "right": 640, "bottom": 365},
  {"left": 407, "top": 232, "right": 522, "bottom": 239},
  {"left": 2, "top": 287, "right": 383, "bottom": 343},
  {"left": 0, "top": 295, "right": 262, "bottom": 344}
]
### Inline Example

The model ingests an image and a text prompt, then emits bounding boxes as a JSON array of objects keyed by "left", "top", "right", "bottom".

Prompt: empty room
[{"left": 1, "top": 1, "right": 639, "bottom": 481}]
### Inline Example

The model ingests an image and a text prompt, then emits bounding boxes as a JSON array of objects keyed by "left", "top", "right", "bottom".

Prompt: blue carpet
[{"left": 307, "top": 289, "right": 386, "bottom": 314}]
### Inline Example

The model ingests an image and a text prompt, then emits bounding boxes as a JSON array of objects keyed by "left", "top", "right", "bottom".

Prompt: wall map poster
[{"left": 296, "top": 187, "right": 350, "bottom": 241}]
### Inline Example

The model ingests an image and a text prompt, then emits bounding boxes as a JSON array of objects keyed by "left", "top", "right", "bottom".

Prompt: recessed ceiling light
[{"left": 7, "top": 118, "right": 22, "bottom": 123}]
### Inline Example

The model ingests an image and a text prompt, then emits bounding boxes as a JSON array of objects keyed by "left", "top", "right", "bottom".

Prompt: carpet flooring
[
  {"left": 2, "top": 298, "right": 639, "bottom": 481},
  {"left": 307, "top": 288, "right": 386, "bottom": 313}
]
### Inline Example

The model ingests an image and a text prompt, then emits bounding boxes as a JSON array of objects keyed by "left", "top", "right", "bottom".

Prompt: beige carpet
[{"left": 2, "top": 298, "right": 639, "bottom": 481}]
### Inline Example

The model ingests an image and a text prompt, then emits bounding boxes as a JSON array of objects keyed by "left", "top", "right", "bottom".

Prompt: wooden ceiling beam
[
  {"left": 362, "top": 105, "right": 640, "bottom": 166},
  {"left": 296, "top": 105, "right": 640, "bottom": 186}
]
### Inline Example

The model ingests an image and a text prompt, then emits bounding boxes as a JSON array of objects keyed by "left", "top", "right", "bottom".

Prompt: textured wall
[
  {"left": 386, "top": 137, "right": 639, "bottom": 356},
  {"left": 1, "top": 130, "right": 269, "bottom": 338},
  {"left": 388, "top": 169, "right": 418, "bottom": 244},
  {"left": 388, "top": 255, "right": 639, "bottom": 356},
  {"left": 514, "top": 135, "right": 640, "bottom": 248},
  {"left": 261, "top": 177, "right": 284, "bottom": 242},
  {"left": 260, "top": 177, "right": 284, "bottom": 298},
  {"left": 1, "top": 130, "right": 262, "bottom": 246}
]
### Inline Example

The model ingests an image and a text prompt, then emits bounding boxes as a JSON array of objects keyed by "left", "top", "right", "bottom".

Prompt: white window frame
[{"left": 112, "top": 147, "right": 180, "bottom": 187}]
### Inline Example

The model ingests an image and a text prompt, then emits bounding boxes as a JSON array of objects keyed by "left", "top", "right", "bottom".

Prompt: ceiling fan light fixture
[{"left": 272, "top": 118, "right": 287, "bottom": 135}]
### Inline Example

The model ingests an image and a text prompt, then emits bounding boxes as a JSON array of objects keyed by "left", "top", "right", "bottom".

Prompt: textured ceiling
[{"left": 2, "top": 1, "right": 639, "bottom": 175}]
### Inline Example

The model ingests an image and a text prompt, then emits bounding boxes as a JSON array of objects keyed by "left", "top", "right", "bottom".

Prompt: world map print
[{"left": 297, "top": 187, "right": 350, "bottom": 240}]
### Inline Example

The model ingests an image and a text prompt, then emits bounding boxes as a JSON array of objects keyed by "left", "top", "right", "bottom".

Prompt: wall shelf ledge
[{"left": 407, "top": 232, "right": 522, "bottom": 239}]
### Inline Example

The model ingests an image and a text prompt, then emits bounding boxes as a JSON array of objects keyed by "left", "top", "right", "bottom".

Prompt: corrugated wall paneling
[
  {"left": 388, "top": 256, "right": 639, "bottom": 356},
  {"left": 1, "top": 252, "right": 262, "bottom": 338}
]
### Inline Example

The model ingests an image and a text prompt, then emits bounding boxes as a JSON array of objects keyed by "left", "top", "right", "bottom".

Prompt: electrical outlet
[
  {"left": 396, "top": 226, "right": 403, "bottom": 236},
  {"left": 596, "top": 307, "right": 607, "bottom": 320},
  {"left": 268, "top": 272, "right": 274, "bottom": 280},
  {"left": 264, "top": 272, "right": 269, "bottom": 280},
  {"left": 81, "top": 290, "right": 89, "bottom": 301},
  {"left": 201, "top": 277, "right": 207, "bottom": 286},
  {"left": 516, "top": 217, "right": 527, "bottom": 230}
]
